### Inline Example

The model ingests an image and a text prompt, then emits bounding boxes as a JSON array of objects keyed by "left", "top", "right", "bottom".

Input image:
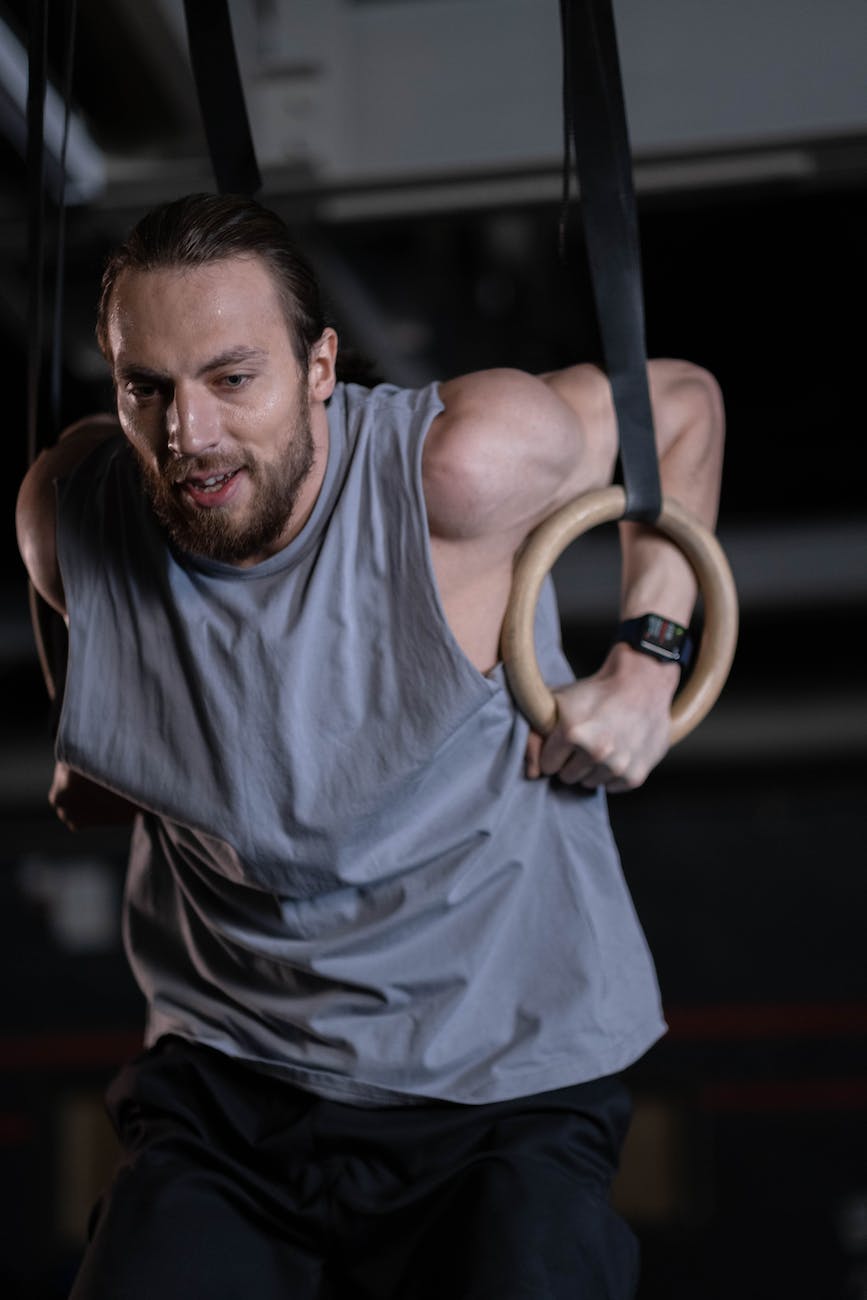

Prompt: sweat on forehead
[{"left": 110, "top": 259, "right": 284, "bottom": 337}]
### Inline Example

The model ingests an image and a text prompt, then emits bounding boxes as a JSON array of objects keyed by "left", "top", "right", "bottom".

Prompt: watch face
[
  {"left": 617, "top": 614, "right": 693, "bottom": 666},
  {"left": 639, "top": 615, "right": 687, "bottom": 660}
]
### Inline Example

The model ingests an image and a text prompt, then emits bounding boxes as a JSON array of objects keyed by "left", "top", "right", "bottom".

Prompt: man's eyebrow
[
  {"left": 115, "top": 363, "right": 168, "bottom": 384},
  {"left": 115, "top": 348, "right": 268, "bottom": 385},
  {"left": 196, "top": 346, "right": 268, "bottom": 376}
]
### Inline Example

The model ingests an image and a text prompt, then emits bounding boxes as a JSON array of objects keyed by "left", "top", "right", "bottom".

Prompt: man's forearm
[{"left": 618, "top": 361, "right": 724, "bottom": 626}]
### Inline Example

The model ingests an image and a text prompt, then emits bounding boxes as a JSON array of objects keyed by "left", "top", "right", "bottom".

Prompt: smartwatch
[{"left": 614, "top": 614, "right": 694, "bottom": 669}]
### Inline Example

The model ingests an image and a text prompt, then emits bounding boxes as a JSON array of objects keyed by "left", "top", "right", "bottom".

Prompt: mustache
[{"left": 159, "top": 453, "right": 251, "bottom": 486}]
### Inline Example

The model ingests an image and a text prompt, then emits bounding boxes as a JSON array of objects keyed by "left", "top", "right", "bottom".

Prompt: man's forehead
[
  {"left": 114, "top": 254, "right": 278, "bottom": 308},
  {"left": 107, "top": 256, "right": 289, "bottom": 357}
]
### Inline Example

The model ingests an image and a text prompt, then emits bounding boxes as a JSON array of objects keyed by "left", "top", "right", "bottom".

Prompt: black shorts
[{"left": 70, "top": 1036, "right": 639, "bottom": 1299}]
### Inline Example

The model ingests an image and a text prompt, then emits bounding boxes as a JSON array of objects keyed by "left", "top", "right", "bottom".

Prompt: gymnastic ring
[{"left": 501, "top": 486, "right": 738, "bottom": 746}]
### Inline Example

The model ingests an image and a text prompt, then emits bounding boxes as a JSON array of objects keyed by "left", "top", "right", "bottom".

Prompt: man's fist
[{"left": 524, "top": 642, "right": 679, "bottom": 792}]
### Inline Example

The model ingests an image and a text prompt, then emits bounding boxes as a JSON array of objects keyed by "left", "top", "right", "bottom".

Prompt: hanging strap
[
  {"left": 26, "top": 0, "right": 63, "bottom": 704},
  {"left": 182, "top": 0, "right": 261, "bottom": 195},
  {"left": 559, "top": 0, "right": 661, "bottom": 523},
  {"left": 49, "top": 0, "right": 78, "bottom": 434},
  {"left": 26, "top": 0, "right": 48, "bottom": 467}
]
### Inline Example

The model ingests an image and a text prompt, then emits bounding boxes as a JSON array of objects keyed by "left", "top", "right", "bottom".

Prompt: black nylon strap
[
  {"left": 26, "top": 0, "right": 54, "bottom": 701},
  {"left": 49, "top": 0, "right": 78, "bottom": 434},
  {"left": 559, "top": 0, "right": 661, "bottom": 523},
  {"left": 26, "top": 0, "right": 48, "bottom": 465},
  {"left": 182, "top": 0, "right": 262, "bottom": 196}
]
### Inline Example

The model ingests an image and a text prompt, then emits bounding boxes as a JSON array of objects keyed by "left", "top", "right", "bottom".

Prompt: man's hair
[{"left": 96, "top": 193, "right": 326, "bottom": 369}]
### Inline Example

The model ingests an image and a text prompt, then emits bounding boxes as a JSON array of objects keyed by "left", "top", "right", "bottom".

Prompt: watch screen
[{"left": 640, "top": 615, "right": 686, "bottom": 658}]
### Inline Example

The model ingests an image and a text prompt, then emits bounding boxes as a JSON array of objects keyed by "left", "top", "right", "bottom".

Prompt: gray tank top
[{"left": 55, "top": 381, "right": 664, "bottom": 1104}]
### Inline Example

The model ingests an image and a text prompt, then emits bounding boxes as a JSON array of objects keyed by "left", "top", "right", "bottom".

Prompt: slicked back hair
[{"left": 96, "top": 193, "right": 327, "bottom": 370}]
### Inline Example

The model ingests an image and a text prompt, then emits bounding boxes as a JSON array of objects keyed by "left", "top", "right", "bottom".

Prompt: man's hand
[
  {"left": 49, "top": 761, "right": 140, "bottom": 831},
  {"left": 524, "top": 643, "right": 680, "bottom": 792}
]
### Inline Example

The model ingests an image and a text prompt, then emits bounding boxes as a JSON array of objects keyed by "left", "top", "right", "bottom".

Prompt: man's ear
[{"left": 308, "top": 328, "right": 338, "bottom": 402}]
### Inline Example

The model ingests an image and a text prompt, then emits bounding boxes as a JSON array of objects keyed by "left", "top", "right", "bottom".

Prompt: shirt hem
[{"left": 144, "top": 1017, "right": 667, "bottom": 1108}]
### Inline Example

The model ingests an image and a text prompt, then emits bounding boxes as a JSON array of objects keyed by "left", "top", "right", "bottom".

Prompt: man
[{"left": 17, "top": 193, "right": 723, "bottom": 1298}]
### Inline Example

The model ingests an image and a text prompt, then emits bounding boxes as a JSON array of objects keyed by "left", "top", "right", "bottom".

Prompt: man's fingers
[
  {"left": 561, "top": 754, "right": 609, "bottom": 786},
  {"left": 538, "top": 733, "right": 582, "bottom": 778},
  {"left": 538, "top": 729, "right": 648, "bottom": 791},
  {"left": 540, "top": 723, "right": 613, "bottom": 778},
  {"left": 527, "top": 730, "right": 605, "bottom": 784},
  {"left": 525, "top": 731, "right": 544, "bottom": 779},
  {"left": 576, "top": 761, "right": 648, "bottom": 794}
]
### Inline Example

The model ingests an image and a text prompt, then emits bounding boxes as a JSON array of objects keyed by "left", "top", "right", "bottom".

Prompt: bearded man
[{"left": 17, "top": 193, "right": 723, "bottom": 1299}]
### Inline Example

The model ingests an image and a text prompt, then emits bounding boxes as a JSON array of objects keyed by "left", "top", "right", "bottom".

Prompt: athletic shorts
[{"left": 70, "top": 1035, "right": 639, "bottom": 1299}]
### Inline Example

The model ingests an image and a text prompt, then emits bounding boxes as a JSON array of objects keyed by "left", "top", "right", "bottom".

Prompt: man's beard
[{"left": 134, "top": 402, "right": 316, "bottom": 564}]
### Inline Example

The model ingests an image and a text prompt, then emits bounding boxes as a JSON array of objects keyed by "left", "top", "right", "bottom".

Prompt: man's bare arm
[
  {"left": 428, "top": 360, "right": 721, "bottom": 545},
  {"left": 532, "top": 359, "right": 725, "bottom": 790},
  {"left": 425, "top": 359, "right": 725, "bottom": 791},
  {"left": 16, "top": 414, "right": 120, "bottom": 617},
  {"left": 17, "top": 415, "right": 140, "bottom": 830},
  {"left": 545, "top": 358, "right": 724, "bottom": 619}
]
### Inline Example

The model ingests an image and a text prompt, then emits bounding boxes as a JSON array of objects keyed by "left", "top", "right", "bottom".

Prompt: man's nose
[{"left": 166, "top": 387, "right": 218, "bottom": 457}]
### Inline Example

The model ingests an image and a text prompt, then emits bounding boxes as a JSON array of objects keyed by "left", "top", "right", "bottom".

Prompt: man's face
[{"left": 106, "top": 255, "right": 334, "bottom": 565}]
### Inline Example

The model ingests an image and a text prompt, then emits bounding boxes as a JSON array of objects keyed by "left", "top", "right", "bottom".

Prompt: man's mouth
[{"left": 178, "top": 467, "right": 244, "bottom": 507}]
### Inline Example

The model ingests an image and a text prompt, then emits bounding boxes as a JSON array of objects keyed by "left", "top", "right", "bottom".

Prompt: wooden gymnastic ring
[{"left": 501, "top": 486, "right": 739, "bottom": 746}]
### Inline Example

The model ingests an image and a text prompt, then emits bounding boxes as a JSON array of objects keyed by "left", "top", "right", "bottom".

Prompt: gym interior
[{"left": 1, "top": 1, "right": 865, "bottom": 1295}]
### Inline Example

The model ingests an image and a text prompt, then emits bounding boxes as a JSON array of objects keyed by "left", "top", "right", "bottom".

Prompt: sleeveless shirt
[{"left": 55, "top": 381, "right": 665, "bottom": 1105}]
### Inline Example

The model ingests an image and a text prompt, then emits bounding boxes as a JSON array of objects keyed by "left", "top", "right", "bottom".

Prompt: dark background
[{"left": 1, "top": 1, "right": 865, "bottom": 1296}]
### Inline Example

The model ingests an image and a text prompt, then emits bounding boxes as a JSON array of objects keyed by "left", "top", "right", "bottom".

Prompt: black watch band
[{"left": 614, "top": 614, "right": 694, "bottom": 669}]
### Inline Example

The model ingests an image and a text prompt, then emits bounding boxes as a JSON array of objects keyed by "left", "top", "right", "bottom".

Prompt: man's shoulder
[
  {"left": 338, "top": 369, "right": 556, "bottom": 434},
  {"left": 423, "top": 366, "right": 609, "bottom": 543},
  {"left": 433, "top": 364, "right": 611, "bottom": 452},
  {"left": 436, "top": 367, "right": 552, "bottom": 424}
]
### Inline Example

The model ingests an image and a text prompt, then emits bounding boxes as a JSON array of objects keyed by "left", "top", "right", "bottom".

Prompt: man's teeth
[{"left": 194, "top": 470, "right": 235, "bottom": 491}]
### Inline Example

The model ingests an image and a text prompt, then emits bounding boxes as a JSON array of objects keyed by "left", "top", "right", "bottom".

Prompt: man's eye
[
  {"left": 127, "top": 383, "right": 158, "bottom": 400},
  {"left": 221, "top": 373, "right": 250, "bottom": 389}
]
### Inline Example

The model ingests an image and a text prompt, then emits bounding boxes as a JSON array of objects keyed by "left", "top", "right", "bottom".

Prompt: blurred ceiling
[
  {"left": 3, "top": 0, "right": 867, "bottom": 204},
  {"left": 1, "top": 0, "right": 865, "bottom": 370}
]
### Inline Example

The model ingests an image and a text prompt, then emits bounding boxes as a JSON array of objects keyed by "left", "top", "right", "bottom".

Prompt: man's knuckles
[{"left": 561, "top": 724, "right": 617, "bottom": 765}]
